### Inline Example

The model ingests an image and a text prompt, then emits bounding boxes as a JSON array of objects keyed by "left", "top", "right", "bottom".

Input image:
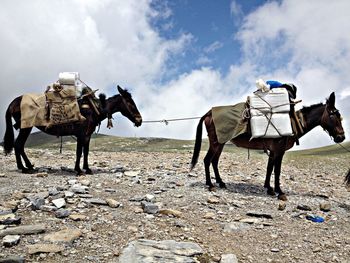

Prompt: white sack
[
  {"left": 58, "top": 72, "right": 80, "bottom": 86},
  {"left": 250, "top": 113, "right": 293, "bottom": 138},
  {"left": 249, "top": 88, "right": 290, "bottom": 114}
]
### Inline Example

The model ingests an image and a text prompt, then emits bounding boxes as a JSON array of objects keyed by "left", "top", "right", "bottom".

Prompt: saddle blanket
[
  {"left": 212, "top": 102, "right": 248, "bottom": 144},
  {"left": 20, "top": 88, "right": 85, "bottom": 129}
]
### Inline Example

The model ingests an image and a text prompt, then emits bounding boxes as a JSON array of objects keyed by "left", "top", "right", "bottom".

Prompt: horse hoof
[
  {"left": 219, "top": 182, "right": 227, "bottom": 189},
  {"left": 21, "top": 168, "right": 35, "bottom": 174},
  {"left": 85, "top": 169, "right": 93, "bottom": 175},
  {"left": 278, "top": 194, "right": 288, "bottom": 201},
  {"left": 266, "top": 188, "right": 275, "bottom": 196}
]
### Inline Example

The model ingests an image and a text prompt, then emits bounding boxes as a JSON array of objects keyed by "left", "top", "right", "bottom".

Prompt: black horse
[
  {"left": 3, "top": 85, "right": 142, "bottom": 175},
  {"left": 191, "top": 92, "right": 345, "bottom": 200}
]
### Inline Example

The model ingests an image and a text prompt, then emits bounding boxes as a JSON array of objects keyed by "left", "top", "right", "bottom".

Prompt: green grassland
[{"left": 22, "top": 132, "right": 350, "bottom": 157}]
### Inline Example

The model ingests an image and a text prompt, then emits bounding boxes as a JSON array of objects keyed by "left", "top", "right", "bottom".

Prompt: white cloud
[
  {"left": 0, "top": 0, "right": 191, "bottom": 136},
  {"left": 234, "top": 0, "right": 350, "bottom": 149},
  {"left": 230, "top": 0, "right": 243, "bottom": 19},
  {"left": 1, "top": 0, "right": 349, "bottom": 151},
  {"left": 204, "top": 41, "right": 224, "bottom": 53}
]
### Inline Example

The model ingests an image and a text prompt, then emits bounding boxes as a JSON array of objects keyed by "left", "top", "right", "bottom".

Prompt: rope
[
  {"left": 143, "top": 116, "right": 201, "bottom": 125},
  {"left": 337, "top": 142, "right": 350, "bottom": 153}
]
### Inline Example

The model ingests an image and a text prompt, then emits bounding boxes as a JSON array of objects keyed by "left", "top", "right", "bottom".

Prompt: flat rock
[
  {"left": 52, "top": 198, "right": 66, "bottom": 209},
  {"left": 28, "top": 197, "right": 45, "bottom": 210},
  {"left": 55, "top": 209, "right": 71, "bottom": 218},
  {"left": 0, "top": 224, "right": 46, "bottom": 237},
  {"left": 70, "top": 184, "right": 88, "bottom": 194},
  {"left": 141, "top": 201, "right": 159, "bottom": 214},
  {"left": 159, "top": 209, "right": 182, "bottom": 218},
  {"left": 85, "top": 198, "right": 108, "bottom": 206},
  {"left": 64, "top": 191, "right": 74, "bottom": 198},
  {"left": 44, "top": 228, "right": 82, "bottom": 243},
  {"left": 223, "top": 222, "right": 251, "bottom": 233},
  {"left": 0, "top": 256, "right": 25, "bottom": 263},
  {"left": 118, "top": 239, "right": 203, "bottom": 262},
  {"left": 124, "top": 170, "right": 141, "bottom": 177},
  {"left": 220, "top": 254, "right": 238, "bottom": 263},
  {"left": 27, "top": 243, "right": 65, "bottom": 254},
  {"left": 2, "top": 235, "right": 20, "bottom": 247}
]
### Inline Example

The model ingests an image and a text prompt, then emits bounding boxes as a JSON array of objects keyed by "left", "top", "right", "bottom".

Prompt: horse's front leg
[
  {"left": 274, "top": 153, "right": 287, "bottom": 201},
  {"left": 83, "top": 136, "right": 92, "bottom": 174},
  {"left": 264, "top": 153, "right": 275, "bottom": 196},
  {"left": 74, "top": 137, "right": 84, "bottom": 175}
]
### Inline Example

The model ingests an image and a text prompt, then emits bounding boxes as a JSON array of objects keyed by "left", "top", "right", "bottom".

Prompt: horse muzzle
[
  {"left": 334, "top": 134, "right": 345, "bottom": 143},
  {"left": 134, "top": 117, "right": 142, "bottom": 127}
]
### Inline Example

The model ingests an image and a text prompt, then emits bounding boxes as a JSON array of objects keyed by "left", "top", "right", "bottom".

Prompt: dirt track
[{"left": 0, "top": 146, "right": 349, "bottom": 262}]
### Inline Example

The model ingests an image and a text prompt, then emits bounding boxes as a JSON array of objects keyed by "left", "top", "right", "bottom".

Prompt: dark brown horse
[
  {"left": 3, "top": 85, "right": 142, "bottom": 175},
  {"left": 191, "top": 92, "right": 345, "bottom": 200}
]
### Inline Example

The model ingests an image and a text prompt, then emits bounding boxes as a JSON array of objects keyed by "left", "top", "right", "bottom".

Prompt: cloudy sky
[{"left": 1, "top": 0, "right": 349, "bottom": 150}]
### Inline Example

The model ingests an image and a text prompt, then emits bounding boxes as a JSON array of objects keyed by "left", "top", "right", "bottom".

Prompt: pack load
[
  {"left": 45, "top": 72, "right": 85, "bottom": 127},
  {"left": 248, "top": 79, "right": 294, "bottom": 138}
]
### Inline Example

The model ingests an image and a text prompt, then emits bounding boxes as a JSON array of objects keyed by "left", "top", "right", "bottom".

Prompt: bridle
[{"left": 320, "top": 105, "right": 343, "bottom": 139}]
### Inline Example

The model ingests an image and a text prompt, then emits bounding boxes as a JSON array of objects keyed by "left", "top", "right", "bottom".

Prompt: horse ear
[
  {"left": 117, "top": 85, "right": 125, "bottom": 95},
  {"left": 327, "top": 92, "right": 335, "bottom": 108}
]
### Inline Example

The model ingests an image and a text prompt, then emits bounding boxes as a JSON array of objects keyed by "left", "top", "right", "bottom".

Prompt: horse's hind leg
[
  {"left": 15, "top": 128, "right": 34, "bottom": 173},
  {"left": 204, "top": 149, "right": 214, "bottom": 190},
  {"left": 212, "top": 144, "right": 225, "bottom": 188},
  {"left": 264, "top": 153, "right": 275, "bottom": 196}
]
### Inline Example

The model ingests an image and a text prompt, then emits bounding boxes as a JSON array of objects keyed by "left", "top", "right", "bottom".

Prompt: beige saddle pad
[{"left": 20, "top": 87, "right": 85, "bottom": 129}]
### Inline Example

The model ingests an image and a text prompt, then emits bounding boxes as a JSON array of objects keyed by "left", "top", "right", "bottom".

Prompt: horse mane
[{"left": 300, "top": 103, "right": 324, "bottom": 114}]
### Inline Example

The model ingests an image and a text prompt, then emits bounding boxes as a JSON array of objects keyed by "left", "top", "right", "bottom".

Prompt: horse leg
[
  {"left": 212, "top": 144, "right": 226, "bottom": 188},
  {"left": 264, "top": 152, "right": 275, "bottom": 196},
  {"left": 15, "top": 128, "right": 34, "bottom": 173},
  {"left": 204, "top": 149, "right": 214, "bottom": 190},
  {"left": 74, "top": 136, "right": 84, "bottom": 175},
  {"left": 274, "top": 153, "right": 287, "bottom": 201},
  {"left": 82, "top": 136, "right": 92, "bottom": 174}
]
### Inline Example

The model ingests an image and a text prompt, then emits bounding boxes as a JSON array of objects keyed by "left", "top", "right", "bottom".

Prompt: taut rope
[{"left": 142, "top": 116, "right": 201, "bottom": 125}]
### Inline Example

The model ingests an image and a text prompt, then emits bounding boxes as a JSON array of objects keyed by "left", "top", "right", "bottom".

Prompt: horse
[
  {"left": 3, "top": 85, "right": 142, "bottom": 175},
  {"left": 191, "top": 92, "right": 345, "bottom": 200}
]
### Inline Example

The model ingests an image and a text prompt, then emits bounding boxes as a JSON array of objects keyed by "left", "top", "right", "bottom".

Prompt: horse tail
[
  {"left": 345, "top": 169, "right": 350, "bottom": 187},
  {"left": 190, "top": 112, "right": 208, "bottom": 170},
  {"left": 3, "top": 105, "right": 14, "bottom": 155}
]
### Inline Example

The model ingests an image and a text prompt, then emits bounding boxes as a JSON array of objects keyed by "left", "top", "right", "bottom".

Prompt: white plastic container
[
  {"left": 250, "top": 113, "right": 293, "bottom": 138},
  {"left": 58, "top": 72, "right": 80, "bottom": 86},
  {"left": 249, "top": 88, "right": 290, "bottom": 114}
]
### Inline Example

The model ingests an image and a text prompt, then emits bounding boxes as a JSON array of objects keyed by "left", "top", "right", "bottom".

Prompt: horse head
[
  {"left": 320, "top": 92, "right": 345, "bottom": 143},
  {"left": 116, "top": 85, "right": 142, "bottom": 127}
]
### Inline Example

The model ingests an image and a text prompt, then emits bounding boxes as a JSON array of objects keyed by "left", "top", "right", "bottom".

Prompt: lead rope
[{"left": 143, "top": 116, "right": 201, "bottom": 125}]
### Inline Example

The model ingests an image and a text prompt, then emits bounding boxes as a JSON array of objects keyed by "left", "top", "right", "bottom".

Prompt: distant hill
[{"left": 2, "top": 131, "right": 349, "bottom": 156}]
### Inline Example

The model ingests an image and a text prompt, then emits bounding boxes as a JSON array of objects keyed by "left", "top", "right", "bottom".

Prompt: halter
[
  {"left": 107, "top": 94, "right": 137, "bottom": 129},
  {"left": 320, "top": 105, "right": 342, "bottom": 139}
]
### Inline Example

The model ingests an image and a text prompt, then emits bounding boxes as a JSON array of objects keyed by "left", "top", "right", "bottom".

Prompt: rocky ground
[{"left": 0, "top": 144, "right": 349, "bottom": 262}]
